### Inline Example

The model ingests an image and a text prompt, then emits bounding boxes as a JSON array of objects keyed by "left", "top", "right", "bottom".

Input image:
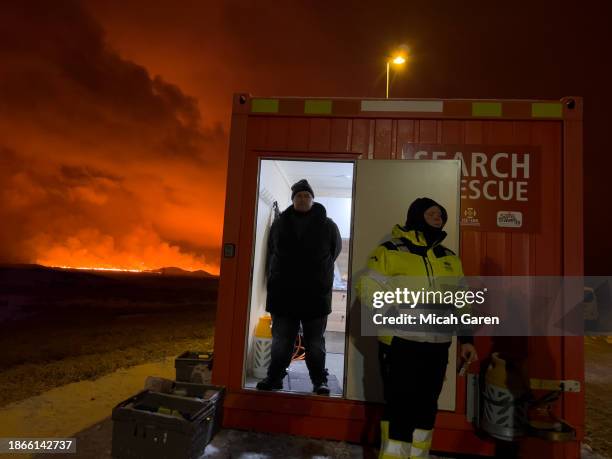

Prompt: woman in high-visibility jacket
[{"left": 359, "top": 197, "right": 478, "bottom": 459}]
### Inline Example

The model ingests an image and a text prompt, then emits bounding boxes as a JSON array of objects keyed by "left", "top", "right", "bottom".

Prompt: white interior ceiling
[{"left": 272, "top": 160, "right": 354, "bottom": 198}]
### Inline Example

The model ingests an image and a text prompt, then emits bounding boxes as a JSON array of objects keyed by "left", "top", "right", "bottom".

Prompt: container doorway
[{"left": 243, "top": 159, "right": 354, "bottom": 397}]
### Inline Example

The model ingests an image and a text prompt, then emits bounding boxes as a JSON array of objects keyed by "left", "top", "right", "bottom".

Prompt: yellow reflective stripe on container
[
  {"left": 305, "top": 100, "right": 332, "bottom": 114},
  {"left": 472, "top": 102, "right": 502, "bottom": 117},
  {"left": 251, "top": 98, "right": 279, "bottom": 113},
  {"left": 532, "top": 102, "right": 563, "bottom": 118}
]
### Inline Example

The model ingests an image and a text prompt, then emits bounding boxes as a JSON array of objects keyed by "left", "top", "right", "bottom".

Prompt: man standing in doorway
[{"left": 257, "top": 179, "right": 342, "bottom": 395}]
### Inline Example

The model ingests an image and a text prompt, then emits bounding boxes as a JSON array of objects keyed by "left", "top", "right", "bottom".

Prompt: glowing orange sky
[
  {"left": 1, "top": 1, "right": 612, "bottom": 274},
  {"left": 1, "top": 1, "right": 227, "bottom": 274}
]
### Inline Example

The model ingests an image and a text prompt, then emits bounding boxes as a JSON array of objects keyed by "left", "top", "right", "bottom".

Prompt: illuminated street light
[{"left": 386, "top": 48, "right": 408, "bottom": 98}]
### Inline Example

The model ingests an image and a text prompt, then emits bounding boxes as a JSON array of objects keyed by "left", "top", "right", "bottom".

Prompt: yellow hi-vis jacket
[{"left": 357, "top": 224, "right": 465, "bottom": 345}]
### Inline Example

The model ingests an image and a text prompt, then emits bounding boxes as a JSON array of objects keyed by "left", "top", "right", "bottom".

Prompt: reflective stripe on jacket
[{"left": 359, "top": 224, "right": 464, "bottom": 344}]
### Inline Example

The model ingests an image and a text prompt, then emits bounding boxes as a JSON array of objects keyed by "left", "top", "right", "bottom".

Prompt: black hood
[{"left": 404, "top": 197, "right": 448, "bottom": 245}]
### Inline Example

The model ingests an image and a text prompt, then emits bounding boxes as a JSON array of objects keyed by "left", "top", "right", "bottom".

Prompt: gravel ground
[
  {"left": 3, "top": 266, "right": 611, "bottom": 458},
  {"left": 13, "top": 336, "right": 612, "bottom": 459},
  {"left": 584, "top": 337, "right": 612, "bottom": 458}
]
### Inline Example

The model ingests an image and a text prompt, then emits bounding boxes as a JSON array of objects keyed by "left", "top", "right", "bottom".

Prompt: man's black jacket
[{"left": 266, "top": 202, "right": 342, "bottom": 319}]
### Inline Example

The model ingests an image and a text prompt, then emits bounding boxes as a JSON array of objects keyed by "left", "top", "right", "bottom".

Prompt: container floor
[{"left": 244, "top": 353, "right": 344, "bottom": 396}]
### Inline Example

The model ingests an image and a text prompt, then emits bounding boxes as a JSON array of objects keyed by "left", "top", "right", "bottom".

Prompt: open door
[{"left": 346, "top": 159, "right": 462, "bottom": 412}]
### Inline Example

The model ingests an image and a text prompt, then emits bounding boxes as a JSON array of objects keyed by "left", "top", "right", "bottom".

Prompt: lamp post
[{"left": 386, "top": 55, "right": 406, "bottom": 99}]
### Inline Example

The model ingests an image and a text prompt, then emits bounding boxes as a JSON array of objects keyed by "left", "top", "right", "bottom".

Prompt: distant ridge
[
  {"left": 152, "top": 267, "right": 215, "bottom": 277},
  {"left": 0, "top": 264, "right": 217, "bottom": 279}
]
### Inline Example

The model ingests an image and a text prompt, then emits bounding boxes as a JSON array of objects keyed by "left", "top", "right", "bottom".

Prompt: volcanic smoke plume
[{"left": 0, "top": 1, "right": 226, "bottom": 274}]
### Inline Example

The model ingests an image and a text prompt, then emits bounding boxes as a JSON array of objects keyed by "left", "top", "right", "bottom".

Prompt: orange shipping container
[{"left": 213, "top": 94, "right": 583, "bottom": 458}]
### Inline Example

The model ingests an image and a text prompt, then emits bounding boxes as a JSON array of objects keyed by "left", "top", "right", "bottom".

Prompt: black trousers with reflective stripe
[{"left": 380, "top": 338, "right": 451, "bottom": 443}]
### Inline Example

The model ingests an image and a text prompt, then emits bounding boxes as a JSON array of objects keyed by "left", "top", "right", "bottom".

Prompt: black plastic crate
[
  {"left": 112, "top": 391, "right": 215, "bottom": 459},
  {"left": 171, "top": 382, "right": 225, "bottom": 439},
  {"left": 175, "top": 351, "right": 213, "bottom": 383}
]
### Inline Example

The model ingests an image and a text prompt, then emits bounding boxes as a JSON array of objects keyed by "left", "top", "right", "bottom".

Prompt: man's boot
[
  {"left": 380, "top": 438, "right": 411, "bottom": 458},
  {"left": 313, "top": 380, "right": 330, "bottom": 395},
  {"left": 312, "top": 368, "right": 330, "bottom": 395},
  {"left": 256, "top": 376, "right": 283, "bottom": 391},
  {"left": 409, "top": 428, "right": 432, "bottom": 458}
]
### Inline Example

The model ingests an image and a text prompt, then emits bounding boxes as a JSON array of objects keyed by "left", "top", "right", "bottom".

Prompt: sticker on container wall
[
  {"left": 402, "top": 144, "right": 541, "bottom": 232},
  {"left": 497, "top": 211, "right": 523, "bottom": 228}
]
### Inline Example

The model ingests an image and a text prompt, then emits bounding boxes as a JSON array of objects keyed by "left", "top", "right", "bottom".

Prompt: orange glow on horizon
[
  {"left": 48, "top": 263, "right": 220, "bottom": 275},
  {"left": 31, "top": 227, "right": 221, "bottom": 275},
  {"left": 36, "top": 243, "right": 222, "bottom": 275},
  {"left": 53, "top": 265, "right": 148, "bottom": 273}
]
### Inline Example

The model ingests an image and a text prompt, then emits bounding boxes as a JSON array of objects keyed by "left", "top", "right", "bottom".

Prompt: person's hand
[{"left": 460, "top": 343, "right": 478, "bottom": 364}]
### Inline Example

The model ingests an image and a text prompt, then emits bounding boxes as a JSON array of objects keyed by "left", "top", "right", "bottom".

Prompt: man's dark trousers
[{"left": 267, "top": 313, "right": 328, "bottom": 384}]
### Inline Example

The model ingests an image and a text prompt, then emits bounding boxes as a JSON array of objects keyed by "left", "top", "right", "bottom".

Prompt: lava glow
[
  {"left": 31, "top": 227, "right": 221, "bottom": 275},
  {"left": 54, "top": 265, "right": 148, "bottom": 273},
  {"left": 0, "top": 3, "right": 225, "bottom": 276}
]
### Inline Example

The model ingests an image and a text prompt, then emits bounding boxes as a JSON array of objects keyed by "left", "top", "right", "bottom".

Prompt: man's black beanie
[
  {"left": 291, "top": 179, "right": 314, "bottom": 200},
  {"left": 405, "top": 197, "right": 448, "bottom": 230}
]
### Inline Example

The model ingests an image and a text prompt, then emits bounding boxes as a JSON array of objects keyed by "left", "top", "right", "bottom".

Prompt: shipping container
[{"left": 212, "top": 94, "right": 583, "bottom": 458}]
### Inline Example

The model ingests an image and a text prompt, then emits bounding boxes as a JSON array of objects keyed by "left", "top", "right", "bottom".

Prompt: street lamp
[{"left": 386, "top": 53, "right": 407, "bottom": 98}]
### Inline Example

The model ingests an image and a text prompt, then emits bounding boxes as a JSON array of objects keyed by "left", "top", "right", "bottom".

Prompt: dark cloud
[
  {"left": 0, "top": 0, "right": 225, "bottom": 272},
  {"left": 1, "top": 1, "right": 226, "bottom": 162}
]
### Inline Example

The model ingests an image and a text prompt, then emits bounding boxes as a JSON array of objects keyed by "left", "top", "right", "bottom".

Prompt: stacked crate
[{"left": 112, "top": 352, "right": 223, "bottom": 459}]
